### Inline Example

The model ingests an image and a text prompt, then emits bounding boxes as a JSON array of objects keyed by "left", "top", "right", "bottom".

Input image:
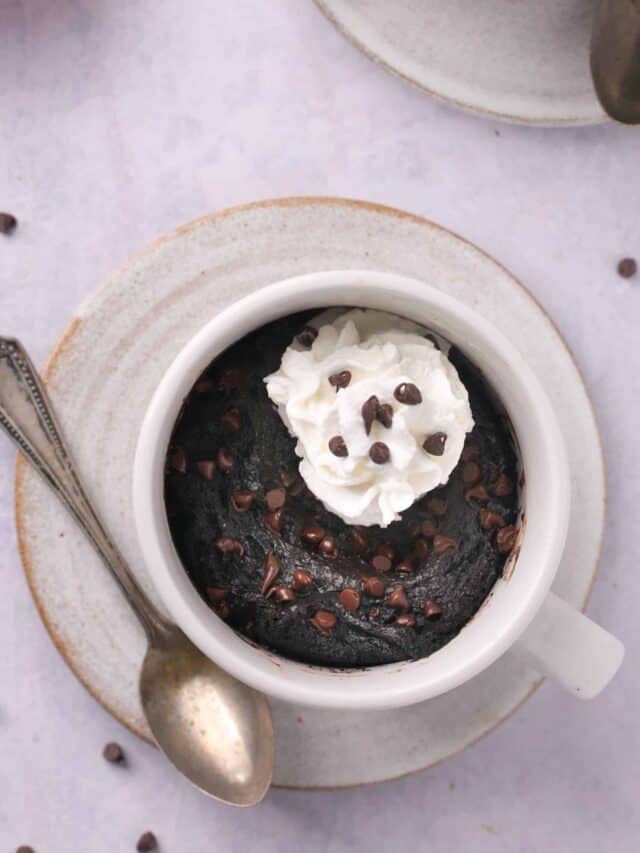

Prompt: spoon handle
[{"left": 0, "top": 337, "right": 168, "bottom": 640}]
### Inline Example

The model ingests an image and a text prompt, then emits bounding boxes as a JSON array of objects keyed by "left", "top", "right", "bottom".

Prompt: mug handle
[{"left": 512, "top": 592, "right": 624, "bottom": 699}]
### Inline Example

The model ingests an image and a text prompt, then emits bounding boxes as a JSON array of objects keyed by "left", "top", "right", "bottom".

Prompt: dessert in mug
[{"left": 164, "top": 309, "right": 519, "bottom": 667}]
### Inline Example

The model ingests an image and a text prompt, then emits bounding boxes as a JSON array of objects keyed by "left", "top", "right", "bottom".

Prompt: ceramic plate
[
  {"left": 315, "top": 0, "right": 606, "bottom": 126},
  {"left": 15, "top": 198, "right": 605, "bottom": 789}
]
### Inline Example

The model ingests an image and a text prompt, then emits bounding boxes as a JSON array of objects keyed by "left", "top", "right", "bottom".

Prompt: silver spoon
[
  {"left": 591, "top": 0, "right": 640, "bottom": 123},
  {"left": 0, "top": 337, "right": 274, "bottom": 806}
]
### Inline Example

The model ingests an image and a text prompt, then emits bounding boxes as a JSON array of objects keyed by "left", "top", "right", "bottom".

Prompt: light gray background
[{"left": 1, "top": 1, "right": 638, "bottom": 851}]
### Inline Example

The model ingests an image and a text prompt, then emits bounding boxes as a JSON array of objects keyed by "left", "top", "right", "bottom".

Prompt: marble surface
[{"left": 0, "top": 1, "right": 638, "bottom": 851}]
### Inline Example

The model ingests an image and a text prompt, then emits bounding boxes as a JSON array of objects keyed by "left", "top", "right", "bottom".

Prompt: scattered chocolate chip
[
  {"left": 424, "top": 599, "right": 443, "bottom": 620},
  {"left": 413, "top": 538, "right": 430, "bottom": 559},
  {"left": 103, "top": 742, "right": 125, "bottom": 763},
  {"left": 465, "top": 484, "right": 490, "bottom": 504},
  {"left": 423, "top": 432, "right": 447, "bottom": 456},
  {"left": 206, "top": 587, "right": 229, "bottom": 603},
  {"left": 480, "top": 509, "right": 506, "bottom": 530},
  {"left": 433, "top": 534, "right": 457, "bottom": 553},
  {"left": 386, "top": 586, "right": 409, "bottom": 610},
  {"left": 216, "top": 536, "right": 244, "bottom": 556},
  {"left": 329, "top": 370, "right": 352, "bottom": 389},
  {"left": 362, "top": 394, "right": 380, "bottom": 435},
  {"left": 170, "top": 447, "right": 187, "bottom": 473},
  {"left": 617, "top": 257, "right": 637, "bottom": 278},
  {"left": 350, "top": 527, "right": 368, "bottom": 554},
  {"left": 427, "top": 498, "right": 447, "bottom": 517},
  {"left": 297, "top": 325, "right": 318, "bottom": 347},
  {"left": 231, "top": 489, "right": 255, "bottom": 511},
  {"left": 216, "top": 447, "right": 235, "bottom": 473},
  {"left": 318, "top": 535, "right": 338, "bottom": 558},
  {"left": 461, "top": 443, "right": 480, "bottom": 461},
  {"left": 376, "top": 403, "right": 394, "bottom": 428},
  {"left": 197, "top": 459, "right": 216, "bottom": 480},
  {"left": 394, "top": 382, "right": 422, "bottom": 405},
  {"left": 268, "top": 585, "right": 296, "bottom": 603},
  {"left": 371, "top": 554, "right": 392, "bottom": 573},
  {"left": 302, "top": 524, "right": 325, "bottom": 544},
  {"left": 216, "top": 601, "right": 231, "bottom": 619},
  {"left": 311, "top": 610, "right": 336, "bottom": 634},
  {"left": 424, "top": 332, "right": 440, "bottom": 350},
  {"left": 363, "top": 576, "right": 386, "bottom": 597},
  {"left": 491, "top": 473, "right": 513, "bottom": 496},
  {"left": 261, "top": 553, "right": 280, "bottom": 595},
  {"left": 0, "top": 212, "right": 17, "bottom": 234},
  {"left": 369, "top": 441, "right": 390, "bottom": 464},
  {"left": 339, "top": 588, "right": 361, "bottom": 611},
  {"left": 265, "top": 508, "right": 284, "bottom": 534},
  {"left": 280, "top": 469, "right": 297, "bottom": 488},
  {"left": 420, "top": 518, "right": 439, "bottom": 537},
  {"left": 221, "top": 407, "right": 241, "bottom": 431},
  {"left": 218, "top": 367, "right": 246, "bottom": 391},
  {"left": 376, "top": 543, "right": 395, "bottom": 560},
  {"left": 266, "top": 487, "right": 286, "bottom": 511},
  {"left": 328, "top": 435, "right": 348, "bottom": 457},
  {"left": 396, "top": 559, "right": 415, "bottom": 573},
  {"left": 395, "top": 613, "right": 416, "bottom": 627},
  {"left": 462, "top": 461, "right": 482, "bottom": 485},
  {"left": 194, "top": 378, "right": 214, "bottom": 393},
  {"left": 292, "top": 569, "right": 313, "bottom": 590},
  {"left": 136, "top": 832, "right": 158, "bottom": 852},
  {"left": 496, "top": 525, "right": 518, "bottom": 553}
]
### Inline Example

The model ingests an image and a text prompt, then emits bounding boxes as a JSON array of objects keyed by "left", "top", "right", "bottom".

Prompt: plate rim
[{"left": 13, "top": 196, "right": 607, "bottom": 789}]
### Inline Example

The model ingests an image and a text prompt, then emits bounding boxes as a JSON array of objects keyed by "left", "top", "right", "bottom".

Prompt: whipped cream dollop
[{"left": 264, "top": 309, "right": 474, "bottom": 527}]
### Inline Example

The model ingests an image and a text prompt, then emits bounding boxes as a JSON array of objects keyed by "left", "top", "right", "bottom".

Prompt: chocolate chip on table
[
  {"left": 297, "top": 325, "right": 318, "bottom": 347},
  {"left": 394, "top": 382, "right": 422, "bottom": 405},
  {"left": 496, "top": 525, "right": 518, "bottom": 553},
  {"left": 363, "top": 576, "right": 386, "bottom": 597},
  {"left": 221, "top": 407, "right": 241, "bottom": 431},
  {"left": 423, "top": 432, "right": 447, "bottom": 456},
  {"left": 433, "top": 534, "right": 457, "bottom": 553},
  {"left": 197, "top": 459, "right": 216, "bottom": 480},
  {"left": 103, "top": 742, "right": 125, "bottom": 763},
  {"left": 386, "top": 586, "right": 409, "bottom": 610},
  {"left": 206, "top": 587, "right": 229, "bottom": 603},
  {"left": 231, "top": 489, "right": 255, "bottom": 511},
  {"left": 339, "top": 588, "right": 361, "bottom": 611},
  {"left": 0, "top": 213, "right": 17, "bottom": 234},
  {"left": 424, "top": 599, "right": 443, "bottom": 620},
  {"left": 170, "top": 447, "right": 187, "bottom": 473},
  {"left": 265, "top": 508, "right": 284, "bottom": 534},
  {"left": 261, "top": 553, "right": 280, "bottom": 595},
  {"left": 362, "top": 394, "right": 380, "bottom": 435},
  {"left": 328, "top": 435, "right": 349, "bottom": 457},
  {"left": 216, "top": 536, "right": 244, "bottom": 556},
  {"left": 292, "top": 569, "right": 313, "bottom": 590},
  {"left": 369, "top": 441, "right": 390, "bottom": 464},
  {"left": 318, "top": 535, "right": 338, "bottom": 558},
  {"left": 413, "top": 538, "right": 430, "bottom": 559},
  {"left": 461, "top": 461, "right": 482, "bottom": 485},
  {"left": 329, "top": 370, "right": 352, "bottom": 389},
  {"left": 350, "top": 527, "right": 368, "bottom": 554},
  {"left": 396, "top": 559, "right": 415, "bottom": 573},
  {"left": 376, "top": 403, "right": 394, "bottom": 428},
  {"left": 265, "top": 487, "right": 287, "bottom": 510},
  {"left": 311, "top": 610, "right": 336, "bottom": 634},
  {"left": 371, "top": 554, "right": 392, "bottom": 573},
  {"left": 301, "top": 524, "right": 325, "bottom": 544},
  {"left": 216, "top": 447, "right": 235, "bottom": 473},
  {"left": 426, "top": 497, "right": 447, "bottom": 517},
  {"left": 480, "top": 508, "right": 506, "bottom": 530},
  {"left": 395, "top": 613, "right": 416, "bottom": 627},
  {"left": 136, "top": 832, "right": 158, "bottom": 852},
  {"left": 617, "top": 257, "right": 637, "bottom": 278},
  {"left": 376, "top": 543, "right": 395, "bottom": 560},
  {"left": 464, "top": 484, "right": 490, "bottom": 504},
  {"left": 491, "top": 473, "right": 513, "bottom": 497},
  {"left": 268, "top": 585, "right": 296, "bottom": 603},
  {"left": 461, "top": 443, "right": 479, "bottom": 461}
]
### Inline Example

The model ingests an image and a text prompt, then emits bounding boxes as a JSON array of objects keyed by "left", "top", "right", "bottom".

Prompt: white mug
[{"left": 133, "top": 270, "right": 624, "bottom": 710}]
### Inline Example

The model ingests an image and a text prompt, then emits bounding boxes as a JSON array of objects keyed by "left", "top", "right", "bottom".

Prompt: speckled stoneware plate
[
  {"left": 15, "top": 198, "right": 605, "bottom": 789},
  {"left": 314, "top": 0, "right": 607, "bottom": 126}
]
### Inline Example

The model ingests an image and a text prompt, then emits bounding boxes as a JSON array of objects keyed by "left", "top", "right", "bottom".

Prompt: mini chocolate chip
[
  {"left": 206, "top": 587, "right": 229, "bottom": 603},
  {"left": 194, "top": 378, "right": 214, "bottom": 393},
  {"left": 480, "top": 509, "right": 506, "bottom": 530},
  {"left": 395, "top": 613, "right": 416, "bottom": 627},
  {"left": 394, "top": 382, "right": 422, "bottom": 405},
  {"left": 496, "top": 525, "right": 518, "bottom": 552},
  {"left": 362, "top": 394, "right": 380, "bottom": 435},
  {"left": 197, "top": 460, "right": 216, "bottom": 480},
  {"left": 136, "top": 832, "right": 158, "bottom": 852},
  {"left": 413, "top": 538, "right": 430, "bottom": 559},
  {"left": 266, "top": 487, "right": 286, "bottom": 511},
  {"left": 386, "top": 586, "right": 409, "bottom": 610},
  {"left": 0, "top": 212, "right": 17, "bottom": 233},
  {"left": 376, "top": 543, "right": 395, "bottom": 560},
  {"left": 424, "top": 599, "right": 443, "bottom": 620},
  {"left": 396, "top": 559, "right": 415, "bottom": 573},
  {"left": 311, "top": 610, "right": 336, "bottom": 633},
  {"left": 427, "top": 498, "right": 447, "bottom": 517},
  {"left": 461, "top": 443, "right": 480, "bottom": 461},
  {"left": 216, "top": 536, "right": 244, "bottom": 556},
  {"left": 423, "top": 432, "right": 447, "bottom": 456},
  {"left": 369, "top": 441, "right": 390, "bottom": 464},
  {"left": 103, "top": 742, "right": 125, "bottom": 763},
  {"left": 265, "top": 508, "right": 284, "bottom": 534},
  {"left": 268, "top": 585, "right": 296, "bottom": 603},
  {"left": 297, "top": 325, "right": 318, "bottom": 347},
  {"left": 231, "top": 489, "right": 255, "bottom": 511},
  {"left": 462, "top": 461, "right": 482, "bottom": 485},
  {"left": 617, "top": 257, "right": 637, "bottom": 278},
  {"left": 339, "top": 588, "right": 361, "bottom": 611},
  {"left": 420, "top": 518, "right": 439, "bottom": 537},
  {"left": 371, "top": 554, "right": 392, "bottom": 573},
  {"left": 280, "top": 469, "right": 297, "bottom": 488},
  {"left": 329, "top": 370, "right": 352, "bottom": 389},
  {"left": 302, "top": 524, "right": 325, "bottom": 544},
  {"left": 221, "top": 407, "right": 241, "bottom": 431},
  {"left": 261, "top": 553, "right": 280, "bottom": 595},
  {"left": 364, "top": 576, "right": 386, "bottom": 597},
  {"left": 328, "top": 435, "right": 348, "bottom": 457},
  {"left": 350, "top": 528, "right": 368, "bottom": 554},
  {"left": 465, "top": 484, "right": 490, "bottom": 504},
  {"left": 216, "top": 601, "right": 231, "bottom": 619},
  {"left": 318, "top": 535, "right": 338, "bottom": 558},
  {"left": 170, "top": 447, "right": 187, "bottom": 473},
  {"left": 433, "top": 534, "right": 457, "bottom": 553},
  {"left": 376, "top": 403, "right": 394, "bottom": 428},
  {"left": 16, "top": 847, "right": 35, "bottom": 853},
  {"left": 491, "top": 473, "right": 514, "bottom": 496},
  {"left": 216, "top": 447, "right": 235, "bottom": 473},
  {"left": 218, "top": 367, "right": 246, "bottom": 390},
  {"left": 424, "top": 332, "right": 440, "bottom": 350},
  {"left": 292, "top": 569, "right": 313, "bottom": 590}
]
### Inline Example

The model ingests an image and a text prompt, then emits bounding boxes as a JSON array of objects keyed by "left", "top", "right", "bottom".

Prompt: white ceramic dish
[
  {"left": 14, "top": 198, "right": 612, "bottom": 787},
  {"left": 315, "top": 0, "right": 607, "bottom": 125}
]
